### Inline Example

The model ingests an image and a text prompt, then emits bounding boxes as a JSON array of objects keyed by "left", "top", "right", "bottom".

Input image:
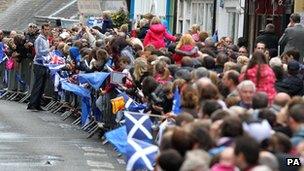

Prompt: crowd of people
[{"left": 0, "top": 11, "right": 304, "bottom": 171}]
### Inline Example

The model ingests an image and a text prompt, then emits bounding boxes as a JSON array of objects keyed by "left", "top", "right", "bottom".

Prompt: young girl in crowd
[
  {"left": 154, "top": 60, "right": 173, "bottom": 84},
  {"left": 143, "top": 17, "right": 176, "bottom": 49},
  {"left": 174, "top": 34, "right": 198, "bottom": 65},
  {"left": 190, "top": 24, "right": 200, "bottom": 42}
]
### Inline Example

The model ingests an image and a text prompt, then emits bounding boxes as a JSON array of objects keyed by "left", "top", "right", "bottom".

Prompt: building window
[
  {"left": 177, "top": 0, "right": 214, "bottom": 34},
  {"left": 227, "top": 12, "right": 239, "bottom": 43}
]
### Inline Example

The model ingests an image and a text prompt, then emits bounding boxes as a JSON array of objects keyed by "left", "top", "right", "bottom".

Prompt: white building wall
[
  {"left": 176, "top": 0, "right": 214, "bottom": 34},
  {"left": 133, "top": 0, "right": 167, "bottom": 19},
  {"left": 216, "top": 0, "right": 245, "bottom": 43}
]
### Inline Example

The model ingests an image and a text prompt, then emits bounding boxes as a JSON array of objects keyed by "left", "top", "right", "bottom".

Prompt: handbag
[{"left": 5, "top": 57, "right": 15, "bottom": 70}]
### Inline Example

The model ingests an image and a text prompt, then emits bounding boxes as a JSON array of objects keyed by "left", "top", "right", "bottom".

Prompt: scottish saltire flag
[
  {"left": 127, "top": 103, "right": 147, "bottom": 113},
  {"left": 116, "top": 89, "right": 147, "bottom": 112},
  {"left": 105, "top": 126, "right": 128, "bottom": 154},
  {"left": 60, "top": 81, "right": 91, "bottom": 125},
  {"left": 78, "top": 72, "right": 110, "bottom": 90},
  {"left": 125, "top": 111, "right": 153, "bottom": 142},
  {"left": 126, "top": 138, "right": 158, "bottom": 171},
  {"left": 172, "top": 88, "right": 181, "bottom": 115}
]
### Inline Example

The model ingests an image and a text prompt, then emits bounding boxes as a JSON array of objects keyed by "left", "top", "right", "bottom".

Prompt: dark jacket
[
  {"left": 138, "top": 25, "right": 149, "bottom": 40},
  {"left": 101, "top": 19, "right": 113, "bottom": 34},
  {"left": 256, "top": 32, "right": 278, "bottom": 50},
  {"left": 276, "top": 74, "right": 304, "bottom": 96}
]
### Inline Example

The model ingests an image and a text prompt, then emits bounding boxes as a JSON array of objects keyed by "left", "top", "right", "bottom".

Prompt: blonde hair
[
  {"left": 150, "top": 17, "right": 161, "bottom": 25},
  {"left": 176, "top": 34, "right": 195, "bottom": 49},
  {"left": 237, "top": 56, "right": 249, "bottom": 66},
  {"left": 209, "top": 71, "right": 219, "bottom": 86},
  {"left": 224, "top": 62, "right": 237, "bottom": 72},
  {"left": 154, "top": 60, "right": 170, "bottom": 81},
  {"left": 191, "top": 24, "right": 200, "bottom": 33},
  {"left": 120, "top": 24, "right": 128, "bottom": 33},
  {"left": 57, "top": 42, "right": 66, "bottom": 52},
  {"left": 134, "top": 58, "right": 148, "bottom": 81},
  {"left": 102, "top": 11, "right": 111, "bottom": 19},
  {"left": 63, "top": 44, "right": 70, "bottom": 55}
]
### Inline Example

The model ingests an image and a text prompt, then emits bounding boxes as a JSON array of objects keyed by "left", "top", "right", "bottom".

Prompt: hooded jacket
[{"left": 143, "top": 23, "right": 176, "bottom": 49}]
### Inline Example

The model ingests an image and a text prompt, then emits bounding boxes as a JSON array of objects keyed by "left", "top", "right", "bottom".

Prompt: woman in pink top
[
  {"left": 173, "top": 34, "right": 198, "bottom": 65},
  {"left": 239, "top": 51, "right": 276, "bottom": 103},
  {"left": 143, "top": 17, "right": 176, "bottom": 49}
]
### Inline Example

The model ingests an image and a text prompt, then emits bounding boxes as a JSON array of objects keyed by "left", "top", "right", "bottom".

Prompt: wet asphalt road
[{"left": 0, "top": 100, "right": 125, "bottom": 171}]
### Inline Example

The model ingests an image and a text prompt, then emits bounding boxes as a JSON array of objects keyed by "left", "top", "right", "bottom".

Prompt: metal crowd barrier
[
  {"left": 0, "top": 58, "right": 155, "bottom": 161},
  {"left": 0, "top": 58, "right": 120, "bottom": 141}
]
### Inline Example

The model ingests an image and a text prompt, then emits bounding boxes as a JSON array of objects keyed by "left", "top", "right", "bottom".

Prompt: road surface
[{"left": 0, "top": 100, "right": 125, "bottom": 171}]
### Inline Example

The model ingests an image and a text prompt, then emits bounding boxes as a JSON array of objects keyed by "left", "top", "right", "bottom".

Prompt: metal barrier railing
[{"left": 0, "top": 58, "right": 119, "bottom": 140}]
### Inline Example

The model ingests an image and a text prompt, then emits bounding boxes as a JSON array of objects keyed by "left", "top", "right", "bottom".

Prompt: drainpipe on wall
[
  {"left": 212, "top": 0, "right": 217, "bottom": 35},
  {"left": 166, "top": 0, "right": 172, "bottom": 33},
  {"left": 173, "top": 0, "right": 177, "bottom": 34},
  {"left": 243, "top": 0, "right": 249, "bottom": 44},
  {"left": 129, "top": 0, "right": 135, "bottom": 20}
]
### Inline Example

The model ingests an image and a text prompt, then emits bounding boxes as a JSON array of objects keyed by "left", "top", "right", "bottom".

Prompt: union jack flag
[{"left": 49, "top": 50, "right": 65, "bottom": 65}]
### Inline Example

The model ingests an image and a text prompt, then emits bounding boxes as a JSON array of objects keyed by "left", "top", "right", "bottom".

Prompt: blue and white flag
[
  {"left": 60, "top": 81, "right": 90, "bottom": 98},
  {"left": 0, "top": 42, "right": 7, "bottom": 64},
  {"left": 116, "top": 89, "right": 147, "bottom": 112},
  {"left": 78, "top": 72, "right": 110, "bottom": 90},
  {"left": 105, "top": 126, "right": 128, "bottom": 154},
  {"left": 172, "top": 88, "right": 181, "bottom": 115},
  {"left": 61, "top": 81, "right": 91, "bottom": 125},
  {"left": 125, "top": 111, "right": 153, "bottom": 142},
  {"left": 126, "top": 138, "right": 158, "bottom": 171}
]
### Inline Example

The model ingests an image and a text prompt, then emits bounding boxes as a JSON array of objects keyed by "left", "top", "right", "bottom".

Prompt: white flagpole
[{"left": 125, "top": 111, "right": 166, "bottom": 119}]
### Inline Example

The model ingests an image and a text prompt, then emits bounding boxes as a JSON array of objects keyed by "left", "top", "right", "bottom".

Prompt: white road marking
[
  {"left": 81, "top": 147, "right": 105, "bottom": 153},
  {"left": 87, "top": 160, "right": 115, "bottom": 169},
  {"left": 84, "top": 152, "right": 108, "bottom": 157}
]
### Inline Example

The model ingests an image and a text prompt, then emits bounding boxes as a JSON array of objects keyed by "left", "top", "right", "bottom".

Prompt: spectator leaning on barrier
[{"left": 27, "top": 23, "right": 53, "bottom": 111}]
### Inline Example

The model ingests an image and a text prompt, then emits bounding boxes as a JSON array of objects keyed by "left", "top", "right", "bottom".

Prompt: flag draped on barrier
[
  {"left": 61, "top": 81, "right": 91, "bottom": 125},
  {"left": 125, "top": 111, "right": 153, "bottom": 142},
  {"left": 126, "top": 138, "right": 158, "bottom": 171},
  {"left": 78, "top": 72, "right": 110, "bottom": 90},
  {"left": 105, "top": 126, "right": 128, "bottom": 154},
  {"left": 61, "top": 81, "right": 90, "bottom": 98}
]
